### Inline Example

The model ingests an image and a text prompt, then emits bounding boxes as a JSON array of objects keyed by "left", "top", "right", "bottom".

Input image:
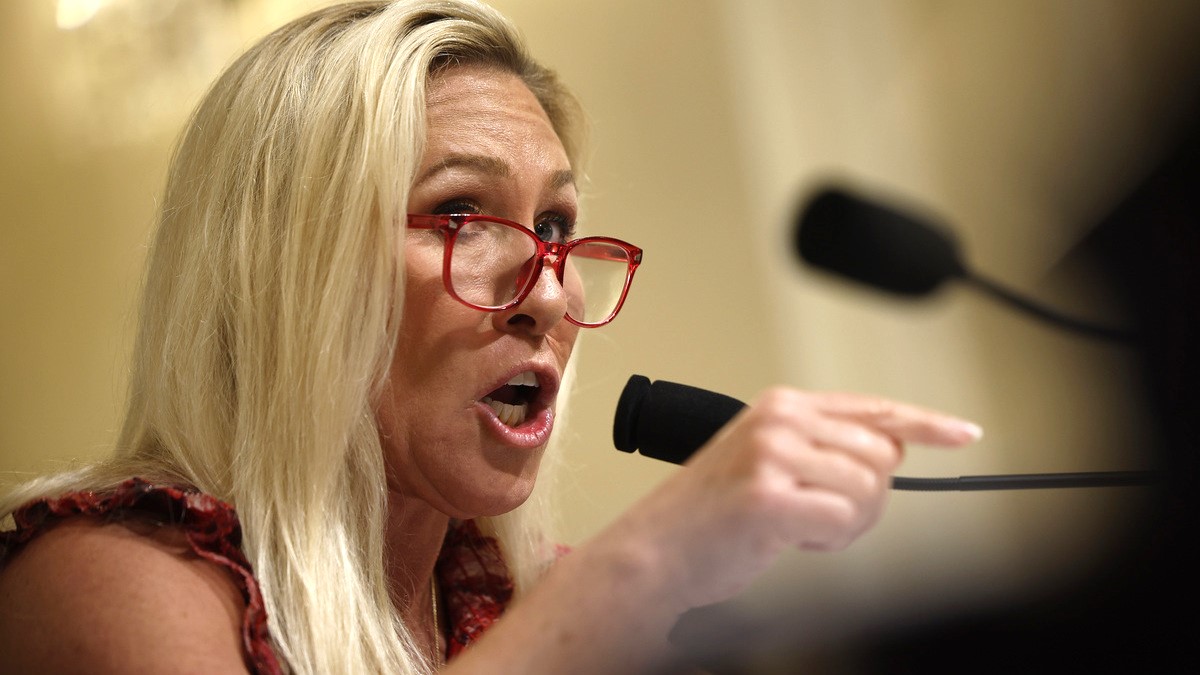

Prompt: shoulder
[{"left": 0, "top": 516, "right": 250, "bottom": 674}]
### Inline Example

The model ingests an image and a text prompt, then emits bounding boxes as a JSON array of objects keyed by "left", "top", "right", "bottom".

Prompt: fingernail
[{"left": 957, "top": 420, "right": 984, "bottom": 442}]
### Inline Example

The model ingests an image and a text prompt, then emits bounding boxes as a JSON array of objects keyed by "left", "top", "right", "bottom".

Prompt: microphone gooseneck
[
  {"left": 614, "top": 375, "right": 1161, "bottom": 491},
  {"left": 794, "top": 186, "right": 1138, "bottom": 345}
]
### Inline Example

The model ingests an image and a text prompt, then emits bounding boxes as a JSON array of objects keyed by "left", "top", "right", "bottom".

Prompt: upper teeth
[
  {"left": 508, "top": 371, "right": 538, "bottom": 387},
  {"left": 479, "top": 371, "right": 541, "bottom": 427}
]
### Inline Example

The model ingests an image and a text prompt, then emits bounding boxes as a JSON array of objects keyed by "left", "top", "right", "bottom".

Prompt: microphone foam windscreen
[
  {"left": 613, "top": 375, "right": 747, "bottom": 465},
  {"left": 795, "top": 188, "right": 965, "bottom": 295}
]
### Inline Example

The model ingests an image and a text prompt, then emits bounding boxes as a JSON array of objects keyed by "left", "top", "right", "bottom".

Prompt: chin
[
  {"left": 449, "top": 473, "right": 539, "bottom": 519},
  {"left": 445, "top": 442, "right": 546, "bottom": 517}
]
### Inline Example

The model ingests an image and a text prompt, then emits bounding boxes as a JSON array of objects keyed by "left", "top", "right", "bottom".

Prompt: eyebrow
[
  {"left": 417, "top": 153, "right": 509, "bottom": 184},
  {"left": 416, "top": 152, "right": 576, "bottom": 192},
  {"left": 548, "top": 168, "right": 576, "bottom": 192}
]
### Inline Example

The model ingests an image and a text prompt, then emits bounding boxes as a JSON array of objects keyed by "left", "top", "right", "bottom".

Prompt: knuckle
[
  {"left": 858, "top": 432, "right": 902, "bottom": 472},
  {"left": 829, "top": 454, "right": 879, "bottom": 495},
  {"left": 817, "top": 495, "right": 859, "bottom": 533},
  {"left": 849, "top": 426, "right": 878, "bottom": 452},
  {"left": 742, "top": 481, "right": 774, "bottom": 510},
  {"left": 855, "top": 465, "right": 883, "bottom": 496},
  {"left": 745, "top": 426, "right": 797, "bottom": 464},
  {"left": 883, "top": 443, "right": 904, "bottom": 471},
  {"left": 740, "top": 479, "right": 785, "bottom": 518},
  {"left": 754, "top": 387, "right": 805, "bottom": 420}
]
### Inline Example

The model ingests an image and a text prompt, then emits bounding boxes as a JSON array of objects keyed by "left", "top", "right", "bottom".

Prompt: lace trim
[
  {"left": 437, "top": 519, "right": 516, "bottom": 658},
  {"left": 2, "top": 479, "right": 539, "bottom": 668}
]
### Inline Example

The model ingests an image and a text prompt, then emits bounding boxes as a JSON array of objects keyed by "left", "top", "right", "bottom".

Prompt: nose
[{"left": 492, "top": 263, "right": 569, "bottom": 336}]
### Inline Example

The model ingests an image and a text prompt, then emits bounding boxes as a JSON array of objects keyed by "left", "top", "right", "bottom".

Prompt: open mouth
[{"left": 480, "top": 371, "right": 541, "bottom": 427}]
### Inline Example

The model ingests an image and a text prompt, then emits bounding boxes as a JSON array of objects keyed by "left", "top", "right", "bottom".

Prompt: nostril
[{"left": 505, "top": 312, "right": 536, "bottom": 328}]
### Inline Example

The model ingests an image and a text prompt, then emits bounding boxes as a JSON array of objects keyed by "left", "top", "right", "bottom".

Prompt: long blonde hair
[{"left": 1, "top": 1, "right": 583, "bottom": 672}]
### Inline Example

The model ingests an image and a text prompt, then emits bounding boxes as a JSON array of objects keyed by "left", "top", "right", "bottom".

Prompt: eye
[
  {"left": 431, "top": 199, "right": 480, "bottom": 216},
  {"left": 533, "top": 214, "right": 575, "bottom": 244}
]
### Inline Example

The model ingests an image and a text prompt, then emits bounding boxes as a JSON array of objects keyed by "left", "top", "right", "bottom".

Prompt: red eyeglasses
[{"left": 406, "top": 213, "right": 643, "bottom": 327}]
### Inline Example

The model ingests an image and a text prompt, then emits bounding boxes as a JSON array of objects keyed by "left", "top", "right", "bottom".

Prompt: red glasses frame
[{"left": 406, "top": 213, "right": 643, "bottom": 327}]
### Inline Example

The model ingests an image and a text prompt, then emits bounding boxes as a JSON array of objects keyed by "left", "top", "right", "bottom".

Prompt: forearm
[
  {"left": 443, "top": 524, "right": 685, "bottom": 674},
  {"left": 442, "top": 387, "right": 980, "bottom": 672}
]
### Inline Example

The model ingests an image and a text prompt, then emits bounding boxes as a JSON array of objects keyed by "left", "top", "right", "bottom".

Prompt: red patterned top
[{"left": 0, "top": 478, "right": 520, "bottom": 672}]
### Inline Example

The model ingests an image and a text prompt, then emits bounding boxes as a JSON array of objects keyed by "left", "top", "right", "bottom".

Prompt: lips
[
  {"left": 480, "top": 371, "right": 539, "bottom": 426},
  {"left": 475, "top": 366, "right": 560, "bottom": 448}
]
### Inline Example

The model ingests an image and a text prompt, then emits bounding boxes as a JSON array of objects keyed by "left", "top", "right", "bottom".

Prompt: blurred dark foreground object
[
  {"left": 669, "top": 122, "right": 1200, "bottom": 675},
  {"left": 846, "top": 114, "right": 1200, "bottom": 675}
]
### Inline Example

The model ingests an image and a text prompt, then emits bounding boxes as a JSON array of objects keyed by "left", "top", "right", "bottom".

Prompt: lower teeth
[{"left": 482, "top": 397, "right": 528, "bottom": 426}]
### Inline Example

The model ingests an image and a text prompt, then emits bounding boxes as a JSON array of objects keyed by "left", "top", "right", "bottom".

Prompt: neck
[{"left": 384, "top": 489, "right": 451, "bottom": 634}]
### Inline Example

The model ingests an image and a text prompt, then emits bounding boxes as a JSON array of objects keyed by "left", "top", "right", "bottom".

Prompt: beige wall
[{"left": 3, "top": 0, "right": 1196, "bottom": 669}]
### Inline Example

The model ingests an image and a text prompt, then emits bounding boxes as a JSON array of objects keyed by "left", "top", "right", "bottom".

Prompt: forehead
[{"left": 422, "top": 64, "right": 568, "bottom": 169}]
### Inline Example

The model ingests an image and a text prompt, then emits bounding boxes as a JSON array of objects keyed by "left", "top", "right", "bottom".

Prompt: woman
[{"left": 0, "top": 1, "right": 981, "bottom": 673}]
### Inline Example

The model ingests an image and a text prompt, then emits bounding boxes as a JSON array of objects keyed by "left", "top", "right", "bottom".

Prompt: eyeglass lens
[{"left": 447, "top": 219, "right": 632, "bottom": 324}]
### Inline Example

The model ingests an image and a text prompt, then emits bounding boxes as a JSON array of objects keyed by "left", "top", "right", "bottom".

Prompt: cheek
[
  {"left": 401, "top": 242, "right": 445, "bottom": 320},
  {"left": 380, "top": 254, "right": 457, "bottom": 433},
  {"left": 394, "top": 241, "right": 464, "bottom": 362},
  {"left": 551, "top": 321, "right": 581, "bottom": 370}
]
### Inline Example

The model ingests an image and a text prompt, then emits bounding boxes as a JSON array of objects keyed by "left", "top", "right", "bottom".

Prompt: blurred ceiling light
[
  {"left": 46, "top": 0, "right": 240, "bottom": 148},
  {"left": 56, "top": 0, "right": 108, "bottom": 30}
]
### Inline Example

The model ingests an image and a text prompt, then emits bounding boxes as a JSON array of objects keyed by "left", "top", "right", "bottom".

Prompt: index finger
[{"left": 812, "top": 392, "right": 983, "bottom": 447}]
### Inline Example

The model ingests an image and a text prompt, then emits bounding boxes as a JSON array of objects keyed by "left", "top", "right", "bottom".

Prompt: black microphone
[
  {"left": 614, "top": 375, "right": 1160, "bottom": 491},
  {"left": 794, "top": 187, "right": 1138, "bottom": 344},
  {"left": 795, "top": 188, "right": 965, "bottom": 295},
  {"left": 613, "top": 375, "right": 746, "bottom": 465}
]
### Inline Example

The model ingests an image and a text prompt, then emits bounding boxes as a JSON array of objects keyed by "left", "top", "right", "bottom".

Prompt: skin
[
  {"left": 0, "top": 63, "right": 983, "bottom": 673},
  {"left": 376, "top": 63, "right": 582, "bottom": 658},
  {"left": 378, "top": 64, "right": 580, "bottom": 521},
  {"left": 0, "top": 518, "right": 251, "bottom": 673}
]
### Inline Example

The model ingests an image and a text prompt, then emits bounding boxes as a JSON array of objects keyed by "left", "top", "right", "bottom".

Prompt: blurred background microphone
[{"left": 794, "top": 187, "right": 1138, "bottom": 344}]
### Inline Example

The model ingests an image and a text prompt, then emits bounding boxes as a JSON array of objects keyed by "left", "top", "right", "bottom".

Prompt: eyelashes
[
  {"left": 431, "top": 198, "right": 480, "bottom": 216},
  {"left": 428, "top": 198, "right": 578, "bottom": 242}
]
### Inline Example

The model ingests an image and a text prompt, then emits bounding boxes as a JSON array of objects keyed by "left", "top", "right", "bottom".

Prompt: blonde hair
[{"left": 1, "top": 1, "right": 584, "bottom": 672}]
